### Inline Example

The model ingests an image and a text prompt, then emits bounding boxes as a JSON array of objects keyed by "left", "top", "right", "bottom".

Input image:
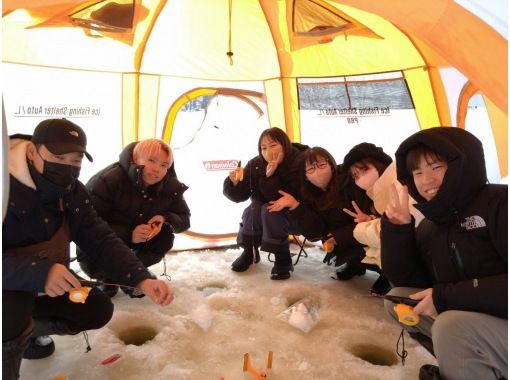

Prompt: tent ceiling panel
[
  {"left": 3, "top": 9, "right": 138, "bottom": 72},
  {"left": 331, "top": 0, "right": 507, "bottom": 112},
  {"left": 286, "top": 5, "right": 426, "bottom": 76},
  {"left": 140, "top": 0, "right": 281, "bottom": 80}
]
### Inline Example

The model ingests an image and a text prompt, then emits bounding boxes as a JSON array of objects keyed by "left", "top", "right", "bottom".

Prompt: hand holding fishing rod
[
  {"left": 69, "top": 277, "right": 174, "bottom": 306},
  {"left": 229, "top": 160, "right": 244, "bottom": 186}
]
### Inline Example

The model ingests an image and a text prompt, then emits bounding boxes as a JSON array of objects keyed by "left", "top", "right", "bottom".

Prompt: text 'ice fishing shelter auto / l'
[{"left": 2, "top": 0, "right": 507, "bottom": 246}]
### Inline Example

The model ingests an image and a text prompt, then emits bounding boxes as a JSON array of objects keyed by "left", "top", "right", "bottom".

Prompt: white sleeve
[{"left": 353, "top": 218, "right": 381, "bottom": 249}]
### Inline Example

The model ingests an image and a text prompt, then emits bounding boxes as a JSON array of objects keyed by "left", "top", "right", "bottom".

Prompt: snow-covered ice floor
[{"left": 20, "top": 245, "right": 436, "bottom": 380}]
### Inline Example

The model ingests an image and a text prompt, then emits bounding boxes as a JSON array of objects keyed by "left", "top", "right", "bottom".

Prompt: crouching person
[
  {"left": 77, "top": 138, "right": 190, "bottom": 295},
  {"left": 381, "top": 127, "right": 507, "bottom": 380},
  {"left": 223, "top": 127, "right": 307, "bottom": 280},
  {"left": 3, "top": 119, "right": 174, "bottom": 380}
]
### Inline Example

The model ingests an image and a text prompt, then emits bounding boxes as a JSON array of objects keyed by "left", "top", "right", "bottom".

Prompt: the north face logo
[{"left": 460, "top": 215, "right": 486, "bottom": 230}]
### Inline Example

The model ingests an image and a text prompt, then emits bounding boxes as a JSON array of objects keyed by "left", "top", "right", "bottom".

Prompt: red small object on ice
[{"left": 101, "top": 353, "right": 122, "bottom": 365}]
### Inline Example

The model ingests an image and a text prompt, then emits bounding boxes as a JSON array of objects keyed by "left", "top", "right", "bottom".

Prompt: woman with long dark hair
[
  {"left": 223, "top": 127, "right": 308, "bottom": 280},
  {"left": 274, "top": 146, "right": 366, "bottom": 281}
]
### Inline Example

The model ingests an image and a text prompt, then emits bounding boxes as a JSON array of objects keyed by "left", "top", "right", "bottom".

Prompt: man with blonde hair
[
  {"left": 78, "top": 138, "right": 190, "bottom": 295},
  {"left": 3, "top": 119, "right": 174, "bottom": 380}
]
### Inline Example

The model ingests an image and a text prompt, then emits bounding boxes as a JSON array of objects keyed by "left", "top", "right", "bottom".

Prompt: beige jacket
[{"left": 353, "top": 162, "right": 424, "bottom": 268}]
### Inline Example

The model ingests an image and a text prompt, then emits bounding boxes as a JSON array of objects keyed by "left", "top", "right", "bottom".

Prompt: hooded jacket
[
  {"left": 353, "top": 163, "right": 424, "bottom": 268},
  {"left": 288, "top": 164, "right": 365, "bottom": 265},
  {"left": 85, "top": 142, "right": 190, "bottom": 245},
  {"left": 381, "top": 127, "right": 507, "bottom": 318},
  {"left": 3, "top": 137, "right": 153, "bottom": 292}
]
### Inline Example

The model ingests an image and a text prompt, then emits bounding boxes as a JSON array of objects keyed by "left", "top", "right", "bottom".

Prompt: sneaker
[
  {"left": 23, "top": 336, "right": 55, "bottom": 359},
  {"left": 334, "top": 263, "right": 366, "bottom": 281},
  {"left": 370, "top": 274, "right": 391, "bottom": 295},
  {"left": 419, "top": 364, "right": 442, "bottom": 380}
]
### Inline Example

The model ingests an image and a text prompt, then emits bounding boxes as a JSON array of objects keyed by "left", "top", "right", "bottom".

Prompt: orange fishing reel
[
  {"left": 69, "top": 287, "right": 92, "bottom": 303},
  {"left": 394, "top": 303, "right": 420, "bottom": 326},
  {"left": 385, "top": 295, "right": 420, "bottom": 326},
  {"left": 322, "top": 240, "right": 335, "bottom": 253}
]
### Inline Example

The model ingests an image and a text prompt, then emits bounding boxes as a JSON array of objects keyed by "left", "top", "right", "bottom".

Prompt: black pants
[
  {"left": 239, "top": 200, "right": 291, "bottom": 254},
  {"left": 3, "top": 288, "right": 113, "bottom": 341},
  {"left": 78, "top": 223, "right": 175, "bottom": 277}
]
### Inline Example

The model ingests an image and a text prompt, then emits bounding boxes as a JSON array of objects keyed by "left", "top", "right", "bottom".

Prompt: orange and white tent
[{"left": 2, "top": 0, "right": 507, "bottom": 245}]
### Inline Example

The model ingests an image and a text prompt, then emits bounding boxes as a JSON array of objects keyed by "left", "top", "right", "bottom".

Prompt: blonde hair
[{"left": 132, "top": 139, "right": 173, "bottom": 166}]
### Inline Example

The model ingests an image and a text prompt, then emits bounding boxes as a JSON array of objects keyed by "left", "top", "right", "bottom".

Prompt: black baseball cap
[{"left": 32, "top": 119, "right": 93, "bottom": 162}]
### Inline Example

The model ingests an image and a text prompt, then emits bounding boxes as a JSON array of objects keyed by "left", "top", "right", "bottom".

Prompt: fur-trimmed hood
[
  {"left": 8, "top": 136, "right": 36, "bottom": 190},
  {"left": 395, "top": 127, "right": 487, "bottom": 224}
]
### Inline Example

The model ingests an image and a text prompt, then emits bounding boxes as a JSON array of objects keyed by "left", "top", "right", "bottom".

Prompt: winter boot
[
  {"left": 270, "top": 251, "right": 294, "bottom": 280},
  {"left": 232, "top": 234, "right": 261, "bottom": 272},
  {"left": 3, "top": 323, "right": 32, "bottom": 380},
  {"left": 232, "top": 246, "right": 260, "bottom": 272},
  {"left": 370, "top": 274, "right": 392, "bottom": 295},
  {"left": 419, "top": 365, "right": 442, "bottom": 380},
  {"left": 23, "top": 318, "right": 80, "bottom": 360},
  {"left": 334, "top": 262, "right": 366, "bottom": 281},
  {"left": 22, "top": 336, "right": 55, "bottom": 360}
]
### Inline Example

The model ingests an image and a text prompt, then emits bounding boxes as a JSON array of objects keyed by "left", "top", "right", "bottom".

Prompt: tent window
[
  {"left": 70, "top": 0, "right": 136, "bottom": 32},
  {"left": 293, "top": 0, "right": 351, "bottom": 35},
  {"left": 180, "top": 96, "right": 213, "bottom": 112},
  {"left": 298, "top": 73, "right": 414, "bottom": 110}
]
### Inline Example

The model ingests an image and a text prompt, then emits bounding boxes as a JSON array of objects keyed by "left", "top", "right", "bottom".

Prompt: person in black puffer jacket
[
  {"left": 274, "top": 146, "right": 366, "bottom": 280},
  {"left": 340, "top": 143, "right": 397, "bottom": 295},
  {"left": 3, "top": 120, "right": 174, "bottom": 380},
  {"left": 223, "top": 127, "right": 307, "bottom": 280},
  {"left": 381, "top": 127, "right": 507, "bottom": 380},
  {"left": 77, "top": 139, "right": 190, "bottom": 294}
]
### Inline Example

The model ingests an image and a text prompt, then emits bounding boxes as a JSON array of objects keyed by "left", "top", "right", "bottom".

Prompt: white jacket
[{"left": 353, "top": 162, "right": 424, "bottom": 268}]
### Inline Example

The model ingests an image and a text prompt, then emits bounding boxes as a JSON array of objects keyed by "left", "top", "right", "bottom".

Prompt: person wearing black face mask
[
  {"left": 32, "top": 147, "right": 82, "bottom": 188},
  {"left": 3, "top": 119, "right": 175, "bottom": 380}
]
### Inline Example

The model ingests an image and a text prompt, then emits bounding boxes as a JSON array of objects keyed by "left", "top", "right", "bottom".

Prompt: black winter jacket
[
  {"left": 223, "top": 143, "right": 308, "bottom": 204},
  {"left": 381, "top": 127, "right": 507, "bottom": 318},
  {"left": 3, "top": 137, "right": 153, "bottom": 292},
  {"left": 85, "top": 142, "right": 190, "bottom": 244},
  {"left": 288, "top": 165, "right": 364, "bottom": 264}
]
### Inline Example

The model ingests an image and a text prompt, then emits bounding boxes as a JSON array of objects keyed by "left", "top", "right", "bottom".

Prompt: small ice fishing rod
[
  {"left": 383, "top": 295, "right": 419, "bottom": 307},
  {"left": 78, "top": 279, "right": 140, "bottom": 291},
  {"left": 68, "top": 280, "right": 141, "bottom": 304},
  {"left": 368, "top": 294, "right": 420, "bottom": 326}
]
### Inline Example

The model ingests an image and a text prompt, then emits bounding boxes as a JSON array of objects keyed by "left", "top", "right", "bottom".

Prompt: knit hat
[
  {"left": 32, "top": 118, "right": 93, "bottom": 161},
  {"left": 342, "top": 142, "right": 392, "bottom": 170}
]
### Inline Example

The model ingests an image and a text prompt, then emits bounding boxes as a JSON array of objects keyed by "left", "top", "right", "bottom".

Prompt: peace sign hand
[
  {"left": 266, "top": 152, "right": 283, "bottom": 177},
  {"left": 385, "top": 183, "right": 412, "bottom": 225},
  {"left": 342, "top": 200, "right": 373, "bottom": 223}
]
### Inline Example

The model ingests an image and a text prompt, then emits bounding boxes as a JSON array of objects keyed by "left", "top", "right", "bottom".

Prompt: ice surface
[{"left": 20, "top": 246, "right": 436, "bottom": 380}]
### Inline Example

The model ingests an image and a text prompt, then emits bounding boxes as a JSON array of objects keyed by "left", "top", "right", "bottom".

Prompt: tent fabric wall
[
  {"left": 333, "top": 0, "right": 508, "bottom": 113},
  {"left": 2, "top": 0, "right": 507, "bottom": 184}
]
